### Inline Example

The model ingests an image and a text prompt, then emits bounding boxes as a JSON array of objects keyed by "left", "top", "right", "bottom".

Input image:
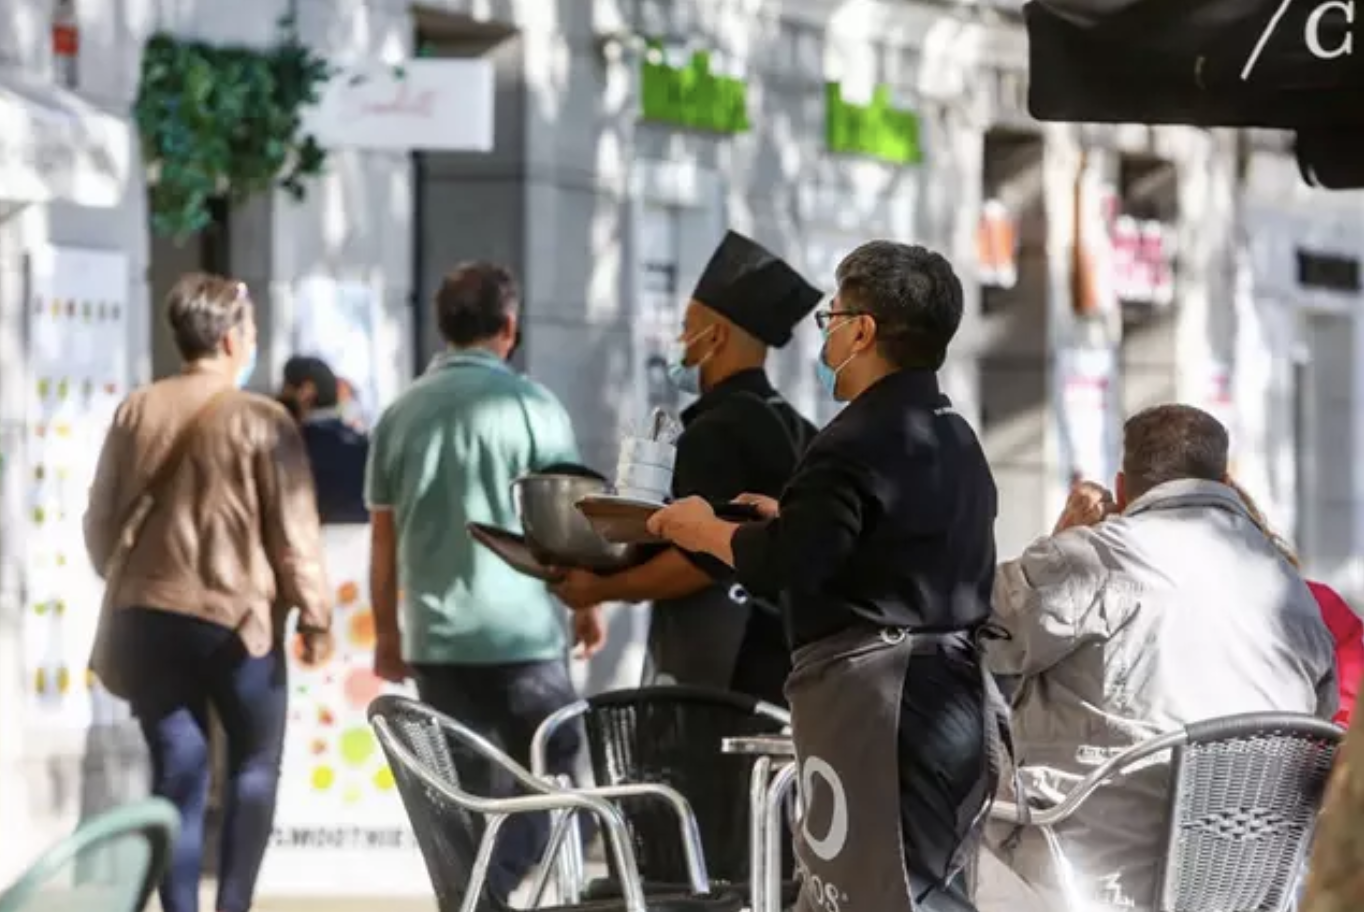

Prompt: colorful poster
[
  {"left": 258, "top": 524, "right": 428, "bottom": 896},
  {"left": 1059, "top": 346, "right": 1119, "bottom": 486},
  {"left": 21, "top": 246, "right": 130, "bottom": 729}
]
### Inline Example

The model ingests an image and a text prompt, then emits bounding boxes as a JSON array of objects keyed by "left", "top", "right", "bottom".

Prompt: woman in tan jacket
[{"left": 84, "top": 273, "right": 332, "bottom": 912}]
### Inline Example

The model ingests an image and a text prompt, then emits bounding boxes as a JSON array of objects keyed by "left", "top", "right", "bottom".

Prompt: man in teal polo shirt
[{"left": 365, "top": 261, "right": 595, "bottom": 902}]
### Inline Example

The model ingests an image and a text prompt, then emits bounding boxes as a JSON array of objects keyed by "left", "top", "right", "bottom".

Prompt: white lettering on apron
[{"left": 800, "top": 756, "right": 850, "bottom": 862}]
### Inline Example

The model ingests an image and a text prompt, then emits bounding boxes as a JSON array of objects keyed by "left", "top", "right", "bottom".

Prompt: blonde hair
[
  {"left": 166, "top": 272, "right": 247, "bottom": 361},
  {"left": 1226, "top": 478, "right": 1299, "bottom": 568}
]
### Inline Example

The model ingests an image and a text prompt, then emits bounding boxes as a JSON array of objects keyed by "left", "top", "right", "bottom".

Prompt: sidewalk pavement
[{"left": 164, "top": 859, "right": 610, "bottom": 912}]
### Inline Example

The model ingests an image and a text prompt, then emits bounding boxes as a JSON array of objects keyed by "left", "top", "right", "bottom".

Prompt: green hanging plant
[{"left": 135, "top": 17, "right": 332, "bottom": 238}]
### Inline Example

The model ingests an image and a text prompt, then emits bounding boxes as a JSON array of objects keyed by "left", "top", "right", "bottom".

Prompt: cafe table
[{"left": 721, "top": 734, "right": 798, "bottom": 912}]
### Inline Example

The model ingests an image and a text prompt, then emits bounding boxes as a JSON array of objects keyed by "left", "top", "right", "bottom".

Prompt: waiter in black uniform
[
  {"left": 648, "top": 241, "right": 1013, "bottom": 912},
  {"left": 552, "top": 230, "right": 820, "bottom": 706}
]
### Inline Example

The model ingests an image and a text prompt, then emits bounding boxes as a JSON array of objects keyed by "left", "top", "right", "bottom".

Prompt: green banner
[
  {"left": 640, "top": 42, "right": 750, "bottom": 135},
  {"left": 825, "top": 82, "right": 922, "bottom": 164}
]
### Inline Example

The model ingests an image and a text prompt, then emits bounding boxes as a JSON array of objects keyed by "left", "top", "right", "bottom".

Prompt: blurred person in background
[
  {"left": 278, "top": 355, "right": 370, "bottom": 525},
  {"left": 84, "top": 273, "right": 333, "bottom": 912},
  {"left": 552, "top": 230, "right": 821, "bottom": 707},
  {"left": 983, "top": 405, "right": 1337, "bottom": 912},
  {"left": 364, "top": 261, "right": 596, "bottom": 903},
  {"left": 1229, "top": 480, "right": 1361, "bottom": 727}
]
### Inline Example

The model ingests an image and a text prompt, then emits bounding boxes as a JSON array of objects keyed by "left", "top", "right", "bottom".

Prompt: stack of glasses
[{"left": 613, "top": 436, "right": 675, "bottom": 504}]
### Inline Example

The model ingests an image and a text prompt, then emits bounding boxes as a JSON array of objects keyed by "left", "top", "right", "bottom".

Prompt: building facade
[{"left": 2, "top": 0, "right": 1362, "bottom": 894}]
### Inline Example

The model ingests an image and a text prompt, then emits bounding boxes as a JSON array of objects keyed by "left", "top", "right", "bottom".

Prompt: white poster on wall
[
  {"left": 20, "top": 246, "right": 130, "bottom": 730},
  {"left": 290, "top": 277, "right": 382, "bottom": 425},
  {"left": 1059, "top": 346, "right": 1119, "bottom": 486},
  {"left": 258, "top": 524, "right": 426, "bottom": 895}
]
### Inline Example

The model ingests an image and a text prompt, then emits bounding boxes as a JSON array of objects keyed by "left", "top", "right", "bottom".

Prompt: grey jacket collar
[{"left": 1124, "top": 478, "right": 1248, "bottom": 521}]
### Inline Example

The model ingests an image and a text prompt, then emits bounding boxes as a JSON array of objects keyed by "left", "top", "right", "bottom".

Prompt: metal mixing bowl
[{"left": 511, "top": 473, "right": 643, "bottom": 572}]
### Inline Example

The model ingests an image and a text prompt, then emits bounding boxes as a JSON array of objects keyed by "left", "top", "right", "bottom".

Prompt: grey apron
[
  {"left": 645, "top": 582, "right": 752, "bottom": 689},
  {"left": 787, "top": 624, "right": 1014, "bottom": 912}
]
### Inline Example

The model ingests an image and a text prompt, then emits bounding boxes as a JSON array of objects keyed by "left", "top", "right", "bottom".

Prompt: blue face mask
[
  {"left": 666, "top": 329, "right": 715, "bottom": 395},
  {"left": 235, "top": 346, "right": 258, "bottom": 389},
  {"left": 816, "top": 320, "right": 856, "bottom": 400}
]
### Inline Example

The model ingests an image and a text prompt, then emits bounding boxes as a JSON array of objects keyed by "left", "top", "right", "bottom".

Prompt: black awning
[
  {"left": 1025, "top": 0, "right": 1363, "bottom": 128},
  {"left": 1297, "top": 128, "right": 1364, "bottom": 188}
]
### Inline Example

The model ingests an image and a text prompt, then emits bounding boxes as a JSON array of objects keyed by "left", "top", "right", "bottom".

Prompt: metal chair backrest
[
  {"left": 0, "top": 798, "right": 178, "bottom": 912},
  {"left": 1156, "top": 712, "right": 1342, "bottom": 912},
  {"left": 578, "top": 685, "right": 789, "bottom": 886},
  {"left": 368, "top": 694, "right": 496, "bottom": 912}
]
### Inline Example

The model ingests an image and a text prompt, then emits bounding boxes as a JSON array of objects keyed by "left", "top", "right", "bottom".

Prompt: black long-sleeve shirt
[{"left": 730, "top": 369, "right": 998, "bottom": 649}]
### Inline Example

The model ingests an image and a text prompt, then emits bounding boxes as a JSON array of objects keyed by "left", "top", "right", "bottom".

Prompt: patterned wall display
[{"left": 21, "top": 246, "right": 129, "bottom": 729}]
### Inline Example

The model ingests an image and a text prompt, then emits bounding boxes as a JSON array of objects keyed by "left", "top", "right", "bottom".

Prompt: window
[{"left": 1295, "top": 249, "right": 1362, "bottom": 294}]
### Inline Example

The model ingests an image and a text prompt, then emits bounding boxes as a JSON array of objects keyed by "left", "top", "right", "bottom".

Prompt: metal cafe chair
[
  {"left": 989, "top": 712, "right": 1341, "bottom": 912},
  {"left": 368, "top": 694, "right": 741, "bottom": 912},
  {"left": 530, "top": 686, "right": 794, "bottom": 907}
]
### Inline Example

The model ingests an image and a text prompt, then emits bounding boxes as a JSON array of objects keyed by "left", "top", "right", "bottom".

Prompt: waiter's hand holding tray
[{"left": 576, "top": 494, "right": 765, "bottom": 544}]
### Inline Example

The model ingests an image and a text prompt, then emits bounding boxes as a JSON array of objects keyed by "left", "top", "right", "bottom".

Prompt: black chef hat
[{"left": 691, "top": 231, "right": 823, "bottom": 349}]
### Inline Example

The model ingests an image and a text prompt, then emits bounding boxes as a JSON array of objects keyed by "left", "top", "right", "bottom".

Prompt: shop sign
[
  {"left": 640, "top": 41, "right": 750, "bottom": 135},
  {"left": 824, "top": 82, "right": 922, "bottom": 164},
  {"left": 303, "top": 59, "right": 494, "bottom": 152}
]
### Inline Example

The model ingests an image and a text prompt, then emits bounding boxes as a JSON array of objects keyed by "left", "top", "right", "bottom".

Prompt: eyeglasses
[{"left": 814, "top": 309, "right": 872, "bottom": 331}]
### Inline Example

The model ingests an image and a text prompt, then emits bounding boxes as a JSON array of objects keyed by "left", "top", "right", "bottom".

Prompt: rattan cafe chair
[{"left": 989, "top": 712, "right": 1341, "bottom": 912}]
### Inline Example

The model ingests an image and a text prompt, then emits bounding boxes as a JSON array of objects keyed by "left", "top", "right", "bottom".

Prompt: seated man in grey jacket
[{"left": 982, "top": 404, "right": 1337, "bottom": 912}]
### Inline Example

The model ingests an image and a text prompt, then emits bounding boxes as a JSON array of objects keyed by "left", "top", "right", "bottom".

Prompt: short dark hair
[
  {"left": 435, "top": 262, "right": 519, "bottom": 346},
  {"left": 166, "top": 272, "right": 246, "bottom": 360},
  {"left": 1122, "top": 404, "right": 1229, "bottom": 500},
  {"left": 834, "top": 241, "right": 964, "bottom": 370},
  {"left": 283, "top": 355, "right": 339, "bottom": 408}
]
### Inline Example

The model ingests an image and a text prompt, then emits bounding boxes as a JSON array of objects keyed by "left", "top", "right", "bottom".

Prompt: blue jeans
[
  {"left": 413, "top": 660, "right": 582, "bottom": 902},
  {"left": 110, "top": 607, "right": 287, "bottom": 912}
]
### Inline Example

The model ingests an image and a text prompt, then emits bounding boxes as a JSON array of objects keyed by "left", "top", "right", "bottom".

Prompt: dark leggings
[{"left": 110, "top": 607, "right": 287, "bottom": 912}]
